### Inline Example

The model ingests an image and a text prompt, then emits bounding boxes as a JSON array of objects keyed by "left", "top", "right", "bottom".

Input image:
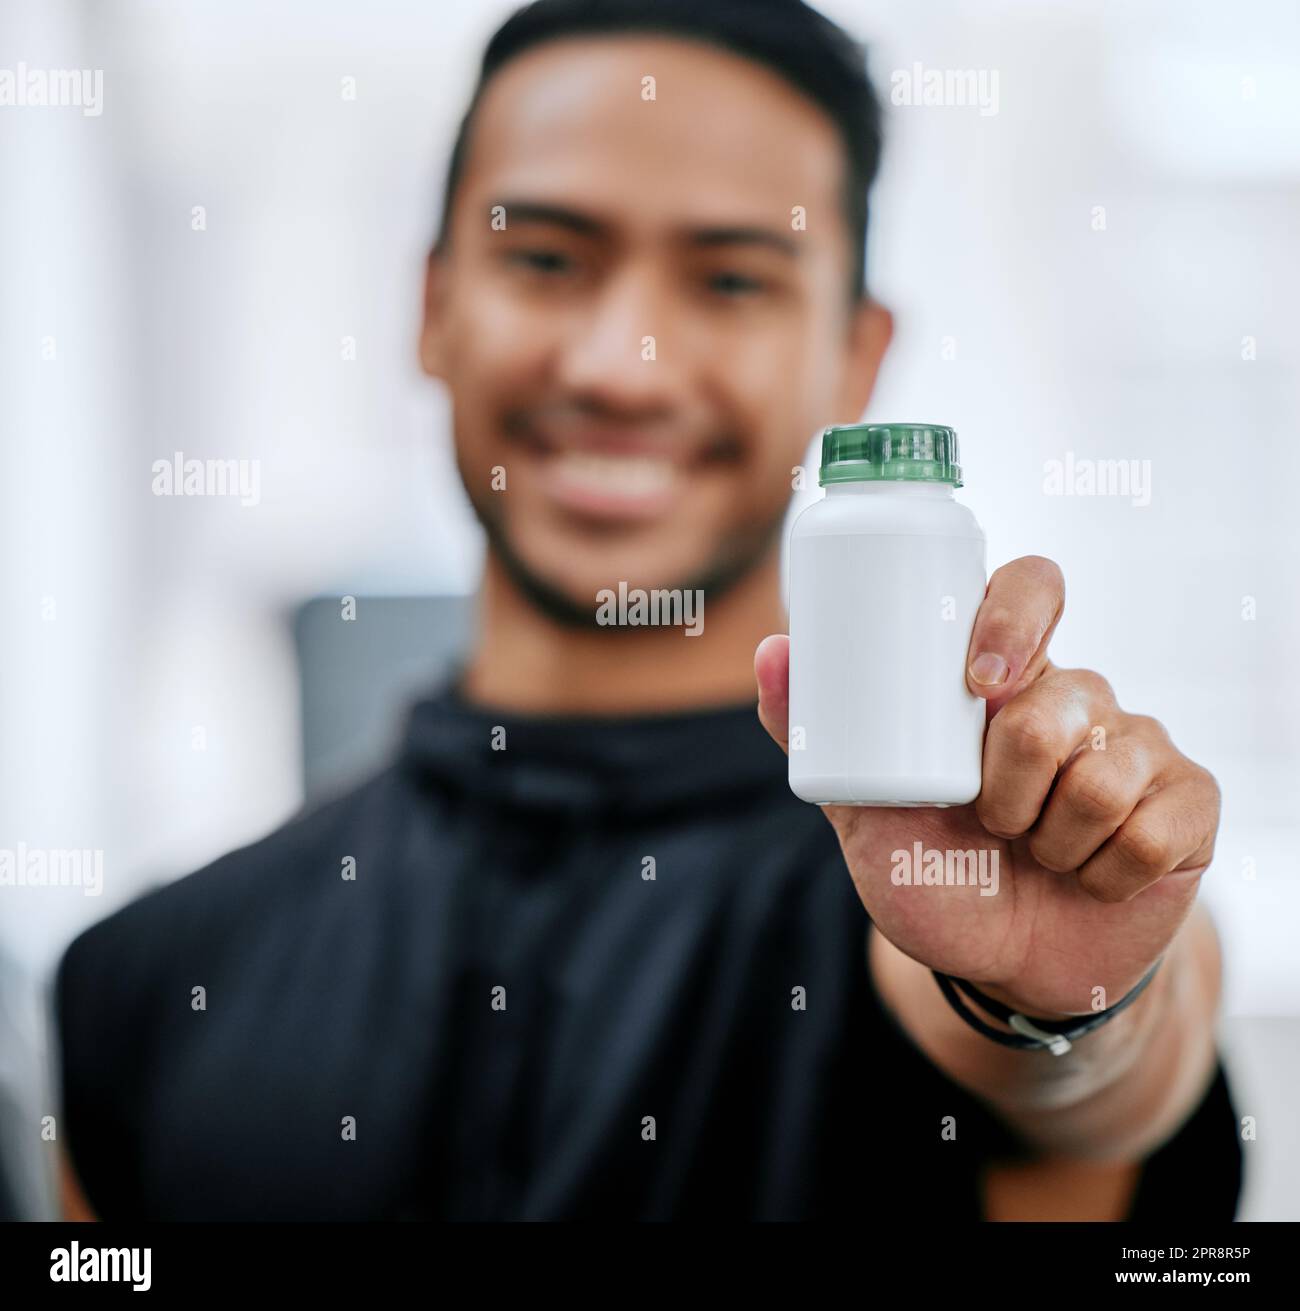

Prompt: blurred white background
[{"left": 1, "top": 0, "right": 1297, "bottom": 1218}]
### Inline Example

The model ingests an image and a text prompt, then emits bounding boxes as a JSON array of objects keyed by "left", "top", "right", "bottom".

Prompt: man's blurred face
[{"left": 422, "top": 34, "right": 875, "bottom": 617}]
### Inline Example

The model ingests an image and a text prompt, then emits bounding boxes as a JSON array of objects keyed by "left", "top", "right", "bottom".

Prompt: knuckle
[
  {"left": 1079, "top": 870, "right": 1131, "bottom": 903},
  {"left": 1063, "top": 770, "right": 1126, "bottom": 826},
  {"left": 977, "top": 799, "right": 1030, "bottom": 840},
  {"left": 1070, "top": 667, "right": 1114, "bottom": 704},
  {"left": 1114, "top": 820, "right": 1172, "bottom": 872},
  {"left": 974, "top": 785, "right": 1010, "bottom": 831},
  {"left": 1027, "top": 831, "right": 1076, "bottom": 874},
  {"left": 998, "top": 706, "right": 1060, "bottom": 761},
  {"left": 975, "top": 781, "right": 1036, "bottom": 838},
  {"left": 1186, "top": 765, "right": 1222, "bottom": 826},
  {"left": 1127, "top": 712, "right": 1171, "bottom": 745}
]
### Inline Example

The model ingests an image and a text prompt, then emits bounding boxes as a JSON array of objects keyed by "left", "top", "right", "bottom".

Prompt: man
[{"left": 55, "top": 0, "right": 1241, "bottom": 1221}]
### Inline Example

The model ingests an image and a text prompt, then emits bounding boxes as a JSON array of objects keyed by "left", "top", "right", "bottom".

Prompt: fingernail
[{"left": 969, "top": 652, "right": 1009, "bottom": 686}]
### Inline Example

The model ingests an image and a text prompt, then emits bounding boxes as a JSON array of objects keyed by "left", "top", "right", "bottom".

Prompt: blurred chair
[{"left": 293, "top": 594, "right": 474, "bottom": 801}]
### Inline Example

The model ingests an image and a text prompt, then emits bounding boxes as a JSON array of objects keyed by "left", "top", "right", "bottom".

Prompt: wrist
[
  {"left": 945, "top": 957, "right": 1168, "bottom": 1054},
  {"left": 963, "top": 960, "right": 1172, "bottom": 1027},
  {"left": 964, "top": 981, "right": 1077, "bottom": 1025}
]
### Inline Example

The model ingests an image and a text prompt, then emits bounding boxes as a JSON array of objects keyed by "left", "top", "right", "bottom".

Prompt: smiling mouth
[
  {"left": 538, "top": 447, "right": 679, "bottom": 522},
  {"left": 508, "top": 419, "right": 742, "bottom": 524}
]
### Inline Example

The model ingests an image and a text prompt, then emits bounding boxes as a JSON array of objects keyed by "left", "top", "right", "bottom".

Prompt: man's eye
[
  {"left": 506, "top": 249, "right": 574, "bottom": 275},
  {"left": 707, "top": 270, "right": 766, "bottom": 297}
]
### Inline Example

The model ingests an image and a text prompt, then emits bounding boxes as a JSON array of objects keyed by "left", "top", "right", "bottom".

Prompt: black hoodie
[{"left": 54, "top": 676, "right": 1242, "bottom": 1220}]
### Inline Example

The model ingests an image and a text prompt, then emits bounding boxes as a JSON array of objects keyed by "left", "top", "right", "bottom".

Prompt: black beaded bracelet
[{"left": 931, "top": 957, "right": 1165, "bottom": 1056}]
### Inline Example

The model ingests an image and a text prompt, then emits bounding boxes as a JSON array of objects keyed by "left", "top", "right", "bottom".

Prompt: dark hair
[{"left": 434, "top": 0, "right": 883, "bottom": 300}]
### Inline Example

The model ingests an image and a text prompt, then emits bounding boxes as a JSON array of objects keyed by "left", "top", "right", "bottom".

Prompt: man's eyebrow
[
  {"left": 491, "top": 201, "right": 800, "bottom": 258},
  {"left": 492, "top": 201, "right": 607, "bottom": 237},
  {"left": 685, "top": 226, "right": 801, "bottom": 259}
]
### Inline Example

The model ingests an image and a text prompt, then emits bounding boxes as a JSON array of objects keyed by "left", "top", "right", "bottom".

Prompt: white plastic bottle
[{"left": 787, "top": 423, "right": 986, "bottom": 806}]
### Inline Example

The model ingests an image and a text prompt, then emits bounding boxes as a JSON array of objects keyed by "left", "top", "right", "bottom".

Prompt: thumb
[
  {"left": 754, "top": 633, "right": 790, "bottom": 753},
  {"left": 965, "top": 555, "right": 1065, "bottom": 715}
]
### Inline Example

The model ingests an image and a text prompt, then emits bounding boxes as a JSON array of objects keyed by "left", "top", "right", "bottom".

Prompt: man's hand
[{"left": 757, "top": 555, "right": 1221, "bottom": 1020}]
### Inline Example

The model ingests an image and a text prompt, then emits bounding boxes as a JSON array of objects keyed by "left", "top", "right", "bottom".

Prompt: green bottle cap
[{"left": 819, "top": 422, "right": 962, "bottom": 487}]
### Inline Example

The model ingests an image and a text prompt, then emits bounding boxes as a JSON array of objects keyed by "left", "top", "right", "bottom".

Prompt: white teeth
[{"left": 552, "top": 450, "right": 674, "bottom": 496}]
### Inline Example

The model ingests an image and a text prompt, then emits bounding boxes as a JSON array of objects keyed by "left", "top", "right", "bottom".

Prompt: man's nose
[{"left": 554, "top": 263, "right": 683, "bottom": 412}]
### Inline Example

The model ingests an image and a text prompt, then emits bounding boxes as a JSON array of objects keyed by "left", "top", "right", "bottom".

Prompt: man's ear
[
  {"left": 418, "top": 248, "right": 450, "bottom": 380},
  {"left": 832, "top": 298, "right": 893, "bottom": 424}
]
